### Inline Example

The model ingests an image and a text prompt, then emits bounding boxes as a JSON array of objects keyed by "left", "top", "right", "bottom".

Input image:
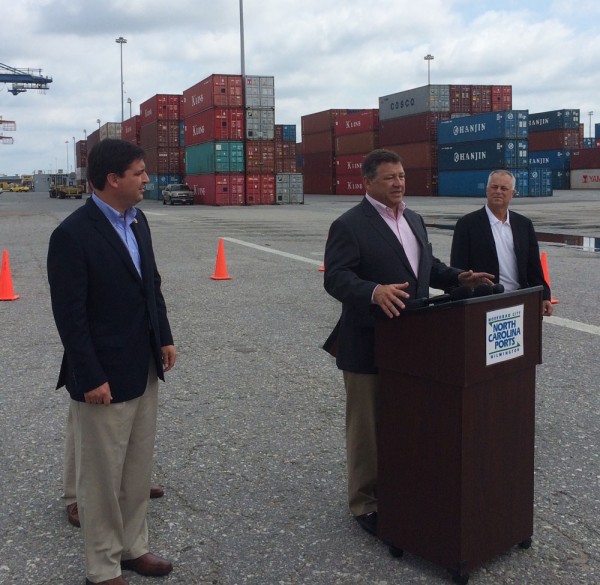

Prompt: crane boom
[{"left": 0, "top": 62, "right": 53, "bottom": 95}]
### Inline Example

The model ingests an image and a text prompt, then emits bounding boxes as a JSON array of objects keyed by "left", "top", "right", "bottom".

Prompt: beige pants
[
  {"left": 71, "top": 366, "right": 158, "bottom": 583},
  {"left": 343, "top": 371, "right": 379, "bottom": 517}
]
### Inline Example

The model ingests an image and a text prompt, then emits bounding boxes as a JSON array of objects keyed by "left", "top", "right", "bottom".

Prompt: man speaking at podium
[
  {"left": 450, "top": 169, "right": 553, "bottom": 317},
  {"left": 323, "top": 149, "right": 494, "bottom": 537}
]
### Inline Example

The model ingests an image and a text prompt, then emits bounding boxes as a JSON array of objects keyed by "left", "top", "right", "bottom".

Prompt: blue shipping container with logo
[
  {"left": 528, "top": 149, "right": 571, "bottom": 170},
  {"left": 438, "top": 169, "right": 529, "bottom": 197},
  {"left": 145, "top": 174, "right": 182, "bottom": 199},
  {"left": 550, "top": 170, "right": 570, "bottom": 190},
  {"left": 438, "top": 110, "right": 528, "bottom": 145},
  {"left": 438, "top": 140, "right": 529, "bottom": 171},
  {"left": 528, "top": 109, "right": 580, "bottom": 132},
  {"left": 528, "top": 169, "right": 553, "bottom": 196}
]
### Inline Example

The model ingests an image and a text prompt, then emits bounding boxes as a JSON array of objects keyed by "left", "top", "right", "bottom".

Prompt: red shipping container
[
  {"left": 379, "top": 112, "right": 450, "bottom": 146},
  {"left": 528, "top": 129, "right": 582, "bottom": 151},
  {"left": 184, "top": 108, "right": 244, "bottom": 145},
  {"left": 335, "top": 154, "right": 365, "bottom": 176},
  {"left": 275, "top": 142, "right": 297, "bottom": 173},
  {"left": 405, "top": 168, "right": 438, "bottom": 196},
  {"left": 245, "top": 141, "right": 275, "bottom": 173},
  {"left": 334, "top": 110, "right": 379, "bottom": 137},
  {"left": 140, "top": 94, "right": 182, "bottom": 126},
  {"left": 335, "top": 175, "right": 365, "bottom": 195},
  {"left": 491, "top": 86, "right": 513, "bottom": 112},
  {"left": 303, "top": 173, "right": 335, "bottom": 194},
  {"left": 449, "top": 85, "right": 472, "bottom": 115},
  {"left": 186, "top": 173, "right": 245, "bottom": 206},
  {"left": 144, "top": 147, "right": 184, "bottom": 175},
  {"left": 140, "top": 120, "right": 181, "bottom": 149},
  {"left": 569, "top": 149, "right": 600, "bottom": 169},
  {"left": 183, "top": 74, "right": 243, "bottom": 118},
  {"left": 302, "top": 109, "right": 355, "bottom": 135},
  {"left": 121, "top": 116, "right": 141, "bottom": 144},
  {"left": 471, "top": 85, "right": 492, "bottom": 114},
  {"left": 335, "top": 131, "right": 379, "bottom": 156},
  {"left": 246, "top": 173, "right": 275, "bottom": 205},
  {"left": 302, "top": 130, "right": 335, "bottom": 154},
  {"left": 302, "top": 152, "right": 334, "bottom": 175},
  {"left": 385, "top": 142, "right": 438, "bottom": 170}
]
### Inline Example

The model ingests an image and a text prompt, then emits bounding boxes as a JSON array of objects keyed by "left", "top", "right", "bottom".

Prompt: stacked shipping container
[
  {"left": 436, "top": 110, "right": 537, "bottom": 196},
  {"left": 139, "top": 94, "right": 184, "bottom": 199},
  {"left": 569, "top": 148, "right": 600, "bottom": 189},
  {"left": 334, "top": 109, "right": 379, "bottom": 195},
  {"left": 378, "top": 85, "right": 512, "bottom": 195},
  {"left": 183, "top": 74, "right": 245, "bottom": 205},
  {"left": 274, "top": 124, "right": 303, "bottom": 203},
  {"left": 527, "top": 109, "right": 581, "bottom": 190}
]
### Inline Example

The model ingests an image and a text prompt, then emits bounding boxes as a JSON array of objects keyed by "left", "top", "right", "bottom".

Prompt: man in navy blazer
[
  {"left": 48, "top": 139, "right": 175, "bottom": 585},
  {"left": 323, "top": 149, "right": 494, "bottom": 537},
  {"left": 450, "top": 169, "right": 553, "bottom": 317}
]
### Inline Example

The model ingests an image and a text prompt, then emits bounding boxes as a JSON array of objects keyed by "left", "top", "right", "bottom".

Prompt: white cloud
[{"left": 1, "top": 0, "right": 598, "bottom": 175}]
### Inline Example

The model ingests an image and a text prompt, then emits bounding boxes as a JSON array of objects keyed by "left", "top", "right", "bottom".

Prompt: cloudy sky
[{"left": 1, "top": 0, "right": 599, "bottom": 176}]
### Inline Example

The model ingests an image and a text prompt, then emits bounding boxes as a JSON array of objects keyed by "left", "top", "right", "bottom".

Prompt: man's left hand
[{"left": 162, "top": 345, "right": 177, "bottom": 372}]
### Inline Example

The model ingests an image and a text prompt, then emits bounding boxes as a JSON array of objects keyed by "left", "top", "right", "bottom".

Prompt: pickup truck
[{"left": 162, "top": 183, "right": 194, "bottom": 205}]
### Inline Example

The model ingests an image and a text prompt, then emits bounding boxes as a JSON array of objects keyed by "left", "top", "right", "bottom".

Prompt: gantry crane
[
  {"left": 0, "top": 117, "right": 16, "bottom": 144},
  {"left": 0, "top": 62, "right": 53, "bottom": 95}
]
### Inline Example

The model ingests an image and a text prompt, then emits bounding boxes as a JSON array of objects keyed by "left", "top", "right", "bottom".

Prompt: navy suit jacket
[
  {"left": 323, "top": 197, "right": 462, "bottom": 374},
  {"left": 47, "top": 198, "right": 173, "bottom": 402},
  {"left": 450, "top": 206, "right": 550, "bottom": 301}
]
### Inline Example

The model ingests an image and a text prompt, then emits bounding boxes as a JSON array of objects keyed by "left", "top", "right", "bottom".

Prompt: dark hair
[
  {"left": 361, "top": 149, "right": 403, "bottom": 179},
  {"left": 87, "top": 139, "right": 145, "bottom": 191}
]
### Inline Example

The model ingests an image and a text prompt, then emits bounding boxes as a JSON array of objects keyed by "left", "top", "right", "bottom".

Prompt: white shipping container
[
  {"left": 99, "top": 122, "right": 122, "bottom": 141},
  {"left": 276, "top": 173, "right": 304, "bottom": 204},
  {"left": 245, "top": 75, "right": 275, "bottom": 108},
  {"left": 569, "top": 169, "right": 600, "bottom": 189},
  {"left": 379, "top": 85, "right": 450, "bottom": 121}
]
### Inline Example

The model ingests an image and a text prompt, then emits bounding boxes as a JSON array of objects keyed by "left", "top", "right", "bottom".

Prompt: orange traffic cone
[
  {"left": 210, "top": 239, "right": 232, "bottom": 280},
  {"left": 0, "top": 249, "right": 20, "bottom": 301},
  {"left": 540, "top": 251, "right": 558, "bottom": 304},
  {"left": 319, "top": 261, "right": 325, "bottom": 272}
]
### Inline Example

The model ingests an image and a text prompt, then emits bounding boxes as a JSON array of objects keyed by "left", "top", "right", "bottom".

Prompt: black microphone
[
  {"left": 472, "top": 284, "right": 494, "bottom": 297},
  {"left": 405, "top": 286, "right": 473, "bottom": 309},
  {"left": 492, "top": 283, "right": 504, "bottom": 294}
]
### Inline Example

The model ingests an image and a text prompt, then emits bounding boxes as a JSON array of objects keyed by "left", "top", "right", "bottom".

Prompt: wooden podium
[{"left": 375, "top": 287, "right": 543, "bottom": 584}]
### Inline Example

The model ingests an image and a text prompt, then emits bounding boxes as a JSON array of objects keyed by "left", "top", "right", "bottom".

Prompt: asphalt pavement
[{"left": 1, "top": 189, "right": 599, "bottom": 585}]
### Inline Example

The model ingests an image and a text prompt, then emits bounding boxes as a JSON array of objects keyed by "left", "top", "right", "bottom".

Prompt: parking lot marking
[
  {"left": 223, "top": 237, "right": 598, "bottom": 337},
  {"left": 223, "top": 237, "right": 323, "bottom": 266},
  {"left": 543, "top": 316, "right": 600, "bottom": 337}
]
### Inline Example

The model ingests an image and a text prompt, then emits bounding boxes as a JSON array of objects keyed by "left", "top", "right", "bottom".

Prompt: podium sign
[{"left": 375, "top": 287, "right": 543, "bottom": 582}]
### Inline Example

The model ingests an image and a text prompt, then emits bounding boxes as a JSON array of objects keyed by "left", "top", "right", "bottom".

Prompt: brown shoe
[
  {"left": 66, "top": 502, "right": 80, "bottom": 527},
  {"left": 150, "top": 485, "right": 165, "bottom": 499},
  {"left": 121, "top": 552, "right": 173, "bottom": 576},
  {"left": 85, "top": 577, "right": 128, "bottom": 584}
]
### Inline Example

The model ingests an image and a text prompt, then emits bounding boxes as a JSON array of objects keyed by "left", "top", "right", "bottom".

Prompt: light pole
[
  {"left": 65, "top": 140, "right": 70, "bottom": 175},
  {"left": 97, "top": 118, "right": 101, "bottom": 130},
  {"left": 72, "top": 136, "right": 76, "bottom": 174},
  {"left": 588, "top": 111, "right": 594, "bottom": 140},
  {"left": 115, "top": 36, "right": 127, "bottom": 122},
  {"left": 127, "top": 97, "right": 132, "bottom": 118},
  {"left": 424, "top": 54, "right": 434, "bottom": 85},
  {"left": 83, "top": 129, "right": 87, "bottom": 140}
]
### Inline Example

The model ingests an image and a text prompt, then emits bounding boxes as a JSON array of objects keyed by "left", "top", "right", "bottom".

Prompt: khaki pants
[
  {"left": 71, "top": 365, "right": 158, "bottom": 583},
  {"left": 343, "top": 371, "right": 378, "bottom": 517}
]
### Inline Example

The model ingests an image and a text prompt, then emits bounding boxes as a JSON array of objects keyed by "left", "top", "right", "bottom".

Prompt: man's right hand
[
  {"left": 373, "top": 283, "right": 410, "bottom": 318},
  {"left": 84, "top": 382, "right": 112, "bottom": 405}
]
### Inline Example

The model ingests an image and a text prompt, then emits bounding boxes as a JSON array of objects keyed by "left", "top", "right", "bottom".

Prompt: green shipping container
[{"left": 185, "top": 141, "right": 244, "bottom": 174}]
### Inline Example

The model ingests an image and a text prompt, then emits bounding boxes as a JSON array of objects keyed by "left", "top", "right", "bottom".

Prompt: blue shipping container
[
  {"left": 528, "top": 109, "right": 580, "bottom": 132},
  {"left": 528, "top": 169, "right": 553, "bottom": 196},
  {"left": 145, "top": 174, "right": 182, "bottom": 199},
  {"left": 551, "top": 170, "right": 570, "bottom": 190},
  {"left": 595, "top": 122, "right": 600, "bottom": 140},
  {"left": 438, "top": 110, "right": 528, "bottom": 145},
  {"left": 438, "top": 169, "right": 529, "bottom": 197},
  {"left": 282, "top": 124, "right": 297, "bottom": 142},
  {"left": 438, "top": 140, "right": 529, "bottom": 171},
  {"left": 528, "top": 149, "right": 571, "bottom": 170}
]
